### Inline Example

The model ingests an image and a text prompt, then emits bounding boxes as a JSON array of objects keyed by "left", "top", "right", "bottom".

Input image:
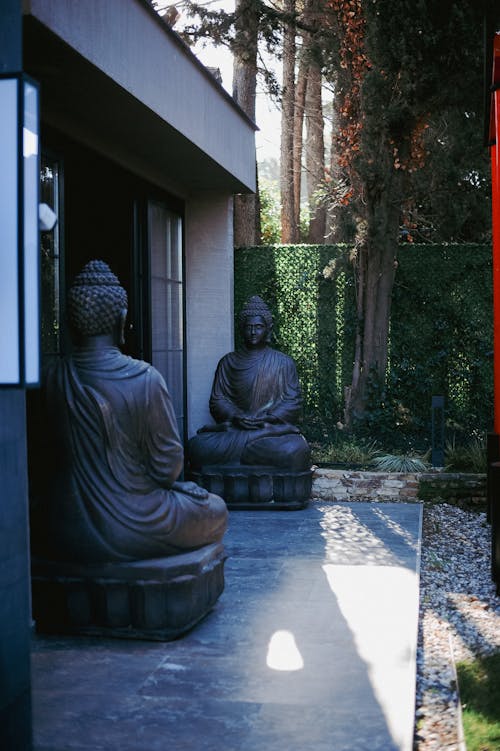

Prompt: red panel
[{"left": 493, "top": 93, "right": 500, "bottom": 432}]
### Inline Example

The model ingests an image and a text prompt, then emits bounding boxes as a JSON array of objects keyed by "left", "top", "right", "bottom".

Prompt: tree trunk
[
  {"left": 346, "top": 169, "right": 402, "bottom": 425},
  {"left": 305, "top": 61, "right": 326, "bottom": 242},
  {"left": 293, "top": 56, "right": 307, "bottom": 234},
  {"left": 326, "top": 105, "right": 355, "bottom": 243},
  {"left": 280, "top": 0, "right": 297, "bottom": 243},
  {"left": 234, "top": 172, "right": 261, "bottom": 246},
  {"left": 233, "top": 0, "right": 260, "bottom": 246}
]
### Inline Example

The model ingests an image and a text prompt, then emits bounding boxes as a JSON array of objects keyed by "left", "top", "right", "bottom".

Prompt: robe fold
[{"left": 34, "top": 346, "right": 227, "bottom": 563}]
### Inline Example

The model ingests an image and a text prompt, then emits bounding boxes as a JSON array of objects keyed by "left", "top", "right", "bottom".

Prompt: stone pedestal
[
  {"left": 31, "top": 543, "right": 226, "bottom": 641},
  {"left": 190, "top": 466, "right": 312, "bottom": 509}
]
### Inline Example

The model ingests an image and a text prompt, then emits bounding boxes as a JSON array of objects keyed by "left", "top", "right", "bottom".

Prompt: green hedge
[{"left": 235, "top": 244, "right": 493, "bottom": 450}]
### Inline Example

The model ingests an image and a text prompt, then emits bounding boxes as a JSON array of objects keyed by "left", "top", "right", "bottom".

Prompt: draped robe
[{"left": 33, "top": 346, "right": 227, "bottom": 563}]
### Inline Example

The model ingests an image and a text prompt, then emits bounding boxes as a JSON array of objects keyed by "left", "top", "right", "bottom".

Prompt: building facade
[{"left": 0, "top": 1, "right": 256, "bottom": 746}]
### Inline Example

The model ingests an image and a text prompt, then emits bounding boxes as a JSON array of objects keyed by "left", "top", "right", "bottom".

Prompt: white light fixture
[{"left": 0, "top": 73, "right": 40, "bottom": 387}]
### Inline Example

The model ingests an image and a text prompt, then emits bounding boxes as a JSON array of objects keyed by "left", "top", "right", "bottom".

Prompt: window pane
[
  {"left": 149, "top": 203, "right": 167, "bottom": 278},
  {"left": 151, "top": 276, "right": 167, "bottom": 351},
  {"left": 148, "top": 201, "right": 184, "bottom": 439},
  {"left": 169, "top": 217, "right": 182, "bottom": 282},
  {"left": 168, "top": 281, "right": 183, "bottom": 349}
]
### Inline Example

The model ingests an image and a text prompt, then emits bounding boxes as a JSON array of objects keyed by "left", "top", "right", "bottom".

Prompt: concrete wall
[{"left": 185, "top": 193, "right": 234, "bottom": 437}]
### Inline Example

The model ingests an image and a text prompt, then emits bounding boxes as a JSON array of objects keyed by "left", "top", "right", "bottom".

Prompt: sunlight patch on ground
[
  {"left": 266, "top": 629, "right": 305, "bottom": 672},
  {"left": 319, "top": 505, "right": 404, "bottom": 565},
  {"left": 323, "top": 563, "right": 419, "bottom": 749}
]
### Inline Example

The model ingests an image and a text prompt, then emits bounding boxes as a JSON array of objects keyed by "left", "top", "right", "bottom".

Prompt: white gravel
[{"left": 414, "top": 502, "right": 500, "bottom": 751}]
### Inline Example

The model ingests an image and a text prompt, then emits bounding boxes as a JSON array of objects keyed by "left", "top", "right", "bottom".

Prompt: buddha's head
[
  {"left": 239, "top": 295, "right": 273, "bottom": 348},
  {"left": 68, "top": 259, "right": 128, "bottom": 342}
]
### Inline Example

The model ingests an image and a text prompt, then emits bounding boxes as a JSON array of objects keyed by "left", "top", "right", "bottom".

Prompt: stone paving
[{"left": 31, "top": 501, "right": 422, "bottom": 751}]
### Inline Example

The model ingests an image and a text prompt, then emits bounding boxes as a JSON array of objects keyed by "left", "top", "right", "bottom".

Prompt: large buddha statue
[
  {"left": 188, "top": 295, "right": 311, "bottom": 475},
  {"left": 33, "top": 260, "right": 228, "bottom": 564}
]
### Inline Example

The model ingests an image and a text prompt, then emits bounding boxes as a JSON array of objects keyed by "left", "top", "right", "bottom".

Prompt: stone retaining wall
[{"left": 311, "top": 467, "right": 487, "bottom": 508}]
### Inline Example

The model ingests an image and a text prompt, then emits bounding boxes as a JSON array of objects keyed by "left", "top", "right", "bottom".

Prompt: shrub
[
  {"left": 311, "top": 437, "right": 379, "bottom": 466},
  {"left": 445, "top": 435, "right": 487, "bottom": 473}
]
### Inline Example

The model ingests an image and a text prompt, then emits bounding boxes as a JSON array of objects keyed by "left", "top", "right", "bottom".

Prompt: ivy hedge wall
[{"left": 234, "top": 244, "right": 493, "bottom": 450}]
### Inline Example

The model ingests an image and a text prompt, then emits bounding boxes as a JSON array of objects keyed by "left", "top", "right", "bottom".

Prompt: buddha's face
[{"left": 243, "top": 315, "right": 268, "bottom": 348}]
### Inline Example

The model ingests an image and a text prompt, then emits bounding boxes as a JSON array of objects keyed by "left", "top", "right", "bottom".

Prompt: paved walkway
[{"left": 31, "top": 501, "right": 422, "bottom": 751}]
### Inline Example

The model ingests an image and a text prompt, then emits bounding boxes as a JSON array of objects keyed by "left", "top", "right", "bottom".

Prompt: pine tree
[{"left": 322, "top": 0, "right": 494, "bottom": 425}]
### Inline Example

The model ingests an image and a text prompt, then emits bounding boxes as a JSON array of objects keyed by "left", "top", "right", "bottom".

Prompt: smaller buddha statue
[{"left": 188, "top": 296, "right": 311, "bottom": 486}]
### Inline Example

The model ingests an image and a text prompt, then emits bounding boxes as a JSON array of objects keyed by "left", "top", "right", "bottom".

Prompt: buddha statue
[
  {"left": 188, "top": 296, "right": 311, "bottom": 480},
  {"left": 33, "top": 260, "right": 228, "bottom": 564}
]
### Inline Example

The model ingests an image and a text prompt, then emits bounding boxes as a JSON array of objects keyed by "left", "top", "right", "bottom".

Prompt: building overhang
[{"left": 23, "top": 0, "right": 257, "bottom": 196}]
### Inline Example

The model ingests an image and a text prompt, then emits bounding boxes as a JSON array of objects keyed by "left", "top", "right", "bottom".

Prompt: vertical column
[
  {"left": 491, "top": 83, "right": 500, "bottom": 588},
  {"left": 184, "top": 193, "right": 234, "bottom": 438},
  {"left": 492, "top": 136, "right": 500, "bottom": 435},
  {"left": 0, "top": 2, "right": 33, "bottom": 748}
]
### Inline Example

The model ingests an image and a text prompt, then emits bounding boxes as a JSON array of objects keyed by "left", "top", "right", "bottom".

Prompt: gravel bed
[{"left": 414, "top": 502, "right": 500, "bottom": 751}]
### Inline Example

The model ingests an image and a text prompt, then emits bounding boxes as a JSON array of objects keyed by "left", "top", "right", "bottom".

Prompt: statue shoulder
[
  {"left": 266, "top": 347, "right": 297, "bottom": 367},
  {"left": 140, "top": 363, "right": 171, "bottom": 395},
  {"left": 282, "top": 351, "right": 298, "bottom": 367},
  {"left": 215, "top": 350, "right": 239, "bottom": 370}
]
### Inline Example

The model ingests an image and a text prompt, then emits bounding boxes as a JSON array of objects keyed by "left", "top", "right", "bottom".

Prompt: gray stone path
[{"left": 31, "top": 501, "right": 422, "bottom": 751}]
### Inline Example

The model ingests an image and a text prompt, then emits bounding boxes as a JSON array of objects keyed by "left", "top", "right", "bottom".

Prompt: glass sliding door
[{"left": 148, "top": 201, "right": 185, "bottom": 441}]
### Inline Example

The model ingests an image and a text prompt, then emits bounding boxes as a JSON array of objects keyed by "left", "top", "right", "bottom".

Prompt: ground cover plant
[
  {"left": 445, "top": 435, "right": 487, "bottom": 474},
  {"left": 310, "top": 436, "right": 379, "bottom": 467},
  {"left": 371, "top": 452, "right": 430, "bottom": 473},
  {"left": 456, "top": 652, "right": 500, "bottom": 751},
  {"left": 310, "top": 431, "right": 487, "bottom": 474}
]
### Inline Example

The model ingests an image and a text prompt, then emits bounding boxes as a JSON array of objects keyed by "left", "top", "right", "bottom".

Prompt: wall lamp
[{"left": 0, "top": 73, "right": 40, "bottom": 387}]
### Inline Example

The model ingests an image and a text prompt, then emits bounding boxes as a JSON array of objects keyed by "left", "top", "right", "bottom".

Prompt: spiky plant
[{"left": 371, "top": 453, "right": 430, "bottom": 473}]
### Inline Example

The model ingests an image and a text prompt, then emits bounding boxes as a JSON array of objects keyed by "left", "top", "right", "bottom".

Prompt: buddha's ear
[
  {"left": 266, "top": 322, "right": 274, "bottom": 343},
  {"left": 118, "top": 308, "right": 127, "bottom": 347}
]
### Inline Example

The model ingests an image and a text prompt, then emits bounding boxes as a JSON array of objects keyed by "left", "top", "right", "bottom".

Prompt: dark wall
[{"left": 0, "top": 391, "right": 33, "bottom": 749}]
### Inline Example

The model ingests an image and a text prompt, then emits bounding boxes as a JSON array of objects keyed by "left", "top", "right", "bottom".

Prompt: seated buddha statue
[
  {"left": 188, "top": 295, "right": 311, "bottom": 473},
  {"left": 32, "top": 259, "right": 228, "bottom": 564}
]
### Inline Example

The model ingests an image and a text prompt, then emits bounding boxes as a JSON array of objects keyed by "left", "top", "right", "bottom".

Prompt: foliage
[
  {"left": 259, "top": 179, "right": 281, "bottom": 243},
  {"left": 311, "top": 436, "right": 379, "bottom": 466},
  {"left": 259, "top": 176, "right": 314, "bottom": 245},
  {"left": 445, "top": 435, "right": 488, "bottom": 474},
  {"left": 371, "top": 452, "right": 430, "bottom": 473},
  {"left": 457, "top": 652, "right": 500, "bottom": 751},
  {"left": 235, "top": 243, "right": 493, "bottom": 453},
  {"left": 159, "top": 0, "right": 499, "bottom": 427},
  {"left": 400, "top": 108, "right": 492, "bottom": 244}
]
